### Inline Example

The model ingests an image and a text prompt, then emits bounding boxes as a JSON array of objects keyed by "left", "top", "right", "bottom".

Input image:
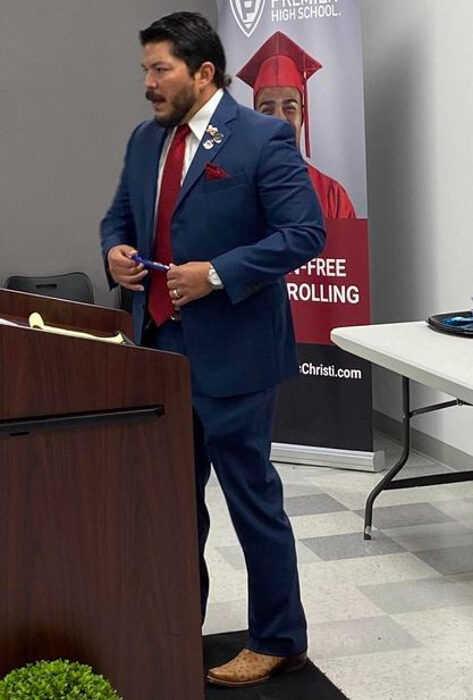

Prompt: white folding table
[{"left": 331, "top": 321, "right": 473, "bottom": 539}]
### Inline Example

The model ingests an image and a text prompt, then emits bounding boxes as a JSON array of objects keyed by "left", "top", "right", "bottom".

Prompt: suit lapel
[
  {"left": 143, "top": 123, "right": 168, "bottom": 257},
  {"left": 175, "top": 92, "right": 239, "bottom": 211}
]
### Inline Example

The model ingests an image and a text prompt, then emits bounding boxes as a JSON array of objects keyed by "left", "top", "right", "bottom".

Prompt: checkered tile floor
[{"left": 202, "top": 434, "right": 473, "bottom": 700}]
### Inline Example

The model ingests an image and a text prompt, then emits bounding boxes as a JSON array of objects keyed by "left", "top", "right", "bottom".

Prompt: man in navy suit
[{"left": 100, "top": 12, "right": 325, "bottom": 688}]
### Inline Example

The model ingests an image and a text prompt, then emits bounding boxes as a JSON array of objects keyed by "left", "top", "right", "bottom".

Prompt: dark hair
[{"left": 140, "top": 12, "right": 231, "bottom": 89}]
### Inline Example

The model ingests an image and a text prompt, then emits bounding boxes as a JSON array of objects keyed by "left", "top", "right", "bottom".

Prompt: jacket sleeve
[
  {"left": 99, "top": 127, "right": 140, "bottom": 288},
  {"left": 211, "top": 120, "right": 326, "bottom": 305}
]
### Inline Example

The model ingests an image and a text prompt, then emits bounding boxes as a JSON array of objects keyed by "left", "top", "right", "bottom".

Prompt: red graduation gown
[{"left": 307, "top": 163, "right": 356, "bottom": 219}]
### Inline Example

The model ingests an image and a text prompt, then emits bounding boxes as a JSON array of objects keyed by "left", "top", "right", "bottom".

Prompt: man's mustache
[{"left": 145, "top": 90, "right": 165, "bottom": 103}]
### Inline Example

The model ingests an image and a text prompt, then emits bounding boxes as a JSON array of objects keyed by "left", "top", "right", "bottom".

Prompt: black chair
[
  {"left": 4, "top": 272, "right": 94, "bottom": 304},
  {"left": 117, "top": 285, "right": 134, "bottom": 313}
]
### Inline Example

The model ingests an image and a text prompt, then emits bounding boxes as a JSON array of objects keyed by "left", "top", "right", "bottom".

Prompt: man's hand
[
  {"left": 107, "top": 245, "right": 148, "bottom": 291},
  {"left": 167, "top": 262, "right": 213, "bottom": 306}
]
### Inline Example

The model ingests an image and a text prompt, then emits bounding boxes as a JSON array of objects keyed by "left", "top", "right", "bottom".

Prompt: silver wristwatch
[{"left": 207, "top": 265, "right": 224, "bottom": 290}]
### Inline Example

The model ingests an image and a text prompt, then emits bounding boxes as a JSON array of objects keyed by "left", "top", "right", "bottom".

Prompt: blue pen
[{"left": 130, "top": 254, "right": 169, "bottom": 272}]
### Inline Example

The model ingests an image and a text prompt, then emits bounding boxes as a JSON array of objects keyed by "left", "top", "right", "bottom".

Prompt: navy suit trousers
[{"left": 144, "top": 319, "right": 307, "bottom": 656}]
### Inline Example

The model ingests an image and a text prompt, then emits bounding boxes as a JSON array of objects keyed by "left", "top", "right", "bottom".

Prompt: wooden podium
[{"left": 0, "top": 289, "right": 204, "bottom": 700}]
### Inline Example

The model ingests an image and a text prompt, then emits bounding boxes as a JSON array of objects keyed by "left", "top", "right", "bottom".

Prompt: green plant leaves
[{"left": 0, "top": 660, "right": 122, "bottom": 700}]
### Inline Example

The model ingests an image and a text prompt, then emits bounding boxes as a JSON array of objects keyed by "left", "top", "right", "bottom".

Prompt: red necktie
[{"left": 148, "top": 123, "right": 191, "bottom": 325}]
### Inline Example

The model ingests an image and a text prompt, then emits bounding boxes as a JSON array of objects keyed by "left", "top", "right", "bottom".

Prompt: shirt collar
[{"left": 187, "top": 88, "right": 224, "bottom": 143}]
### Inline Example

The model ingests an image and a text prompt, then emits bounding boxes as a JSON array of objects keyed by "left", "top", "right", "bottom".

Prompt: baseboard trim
[
  {"left": 271, "top": 442, "right": 386, "bottom": 473},
  {"left": 373, "top": 410, "right": 473, "bottom": 471}
]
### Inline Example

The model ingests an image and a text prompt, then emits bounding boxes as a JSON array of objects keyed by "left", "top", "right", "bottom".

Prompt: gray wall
[
  {"left": 0, "top": 0, "right": 216, "bottom": 306},
  {"left": 361, "top": 0, "right": 473, "bottom": 457}
]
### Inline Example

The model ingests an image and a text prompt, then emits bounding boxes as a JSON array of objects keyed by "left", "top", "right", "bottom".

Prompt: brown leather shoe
[{"left": 206, "top": 648, "right": 307, "bottom": 687}]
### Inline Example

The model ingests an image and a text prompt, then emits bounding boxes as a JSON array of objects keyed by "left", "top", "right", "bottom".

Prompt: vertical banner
[{"left": 217, "top": 0, "right": 374, "bottom": 465}]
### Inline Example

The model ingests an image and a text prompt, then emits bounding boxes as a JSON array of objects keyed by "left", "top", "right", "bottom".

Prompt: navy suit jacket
[{"left": 100, "top": 91, "right": 325, "bottom": 397}]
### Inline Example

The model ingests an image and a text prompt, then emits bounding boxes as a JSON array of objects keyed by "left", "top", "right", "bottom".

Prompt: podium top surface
[
  {"left": 0, "top": 287, "right": 134, "bottom": 339},
  {"left": 331, "top": 321, "right": 473, "bottom": 404}
]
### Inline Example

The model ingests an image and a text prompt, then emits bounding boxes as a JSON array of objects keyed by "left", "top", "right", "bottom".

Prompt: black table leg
[{"left": 364, "top": 376, "right": 411, "bottom": 539}]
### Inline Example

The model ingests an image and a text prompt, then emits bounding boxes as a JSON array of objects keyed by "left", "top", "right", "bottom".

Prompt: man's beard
[{"left": 146, "top": 88, "right": 196, "bottom": 127}]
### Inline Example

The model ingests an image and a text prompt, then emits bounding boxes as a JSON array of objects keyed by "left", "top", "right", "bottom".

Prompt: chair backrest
[{"left": 4, "top": 272, "right": 94, "bottom": 304}]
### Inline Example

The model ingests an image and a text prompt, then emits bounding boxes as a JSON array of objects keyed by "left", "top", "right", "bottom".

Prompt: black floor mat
[{"left": 204, "top": 630, "right": 349, "bottom": 700}]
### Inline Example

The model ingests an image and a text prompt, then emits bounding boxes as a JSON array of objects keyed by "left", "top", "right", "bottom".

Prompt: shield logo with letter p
[{"left": 230, "top": 0, "right": 266, "bottom": 37}]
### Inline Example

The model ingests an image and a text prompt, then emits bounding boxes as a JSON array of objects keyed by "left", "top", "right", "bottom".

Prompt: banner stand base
[{"left": 271, "top": 442, "right": 385, "bottom": 473}]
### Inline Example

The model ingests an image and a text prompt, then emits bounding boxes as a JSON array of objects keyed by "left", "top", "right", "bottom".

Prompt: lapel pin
[{"left": 204, "top": 124, "right": 224, "bottom": 148}]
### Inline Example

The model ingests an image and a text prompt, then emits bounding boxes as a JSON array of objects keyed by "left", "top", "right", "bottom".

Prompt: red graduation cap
[{"left": 236, "top": 32, "right": 322, "bottom": 158}]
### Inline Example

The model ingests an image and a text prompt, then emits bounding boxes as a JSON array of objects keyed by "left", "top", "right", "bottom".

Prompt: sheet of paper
[{"left": 28, "top": 312, "right": 125, "bottom": 344}]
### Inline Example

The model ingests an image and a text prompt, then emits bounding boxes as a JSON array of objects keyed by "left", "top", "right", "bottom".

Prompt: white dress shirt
[{"left": 155, "top": 87, "right": 224, "bottom": 208}]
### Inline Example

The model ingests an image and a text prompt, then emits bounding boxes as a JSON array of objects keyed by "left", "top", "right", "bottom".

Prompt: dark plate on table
[{"left": 427, "top": 310, "right": 473, "bottom": 337}]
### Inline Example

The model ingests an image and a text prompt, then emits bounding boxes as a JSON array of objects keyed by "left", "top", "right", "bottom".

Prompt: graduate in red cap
[{"left": 237, "top": 31, "right": 356, "bottom": 219}]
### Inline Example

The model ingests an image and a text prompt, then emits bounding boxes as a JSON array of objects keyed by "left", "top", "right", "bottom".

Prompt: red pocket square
[{"left": 204, "top": 163, "right": 230, "bottom": 181}]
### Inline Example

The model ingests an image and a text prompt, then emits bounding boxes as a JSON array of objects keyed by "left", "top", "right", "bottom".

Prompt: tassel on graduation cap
[{"left": 237, "top": 31, "right": 322, "bottom": 159}]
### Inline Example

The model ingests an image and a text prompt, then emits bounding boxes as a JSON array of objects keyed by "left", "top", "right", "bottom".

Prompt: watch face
[{"left": 208, "top": 268, "right": 223, "bottom": 289}]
